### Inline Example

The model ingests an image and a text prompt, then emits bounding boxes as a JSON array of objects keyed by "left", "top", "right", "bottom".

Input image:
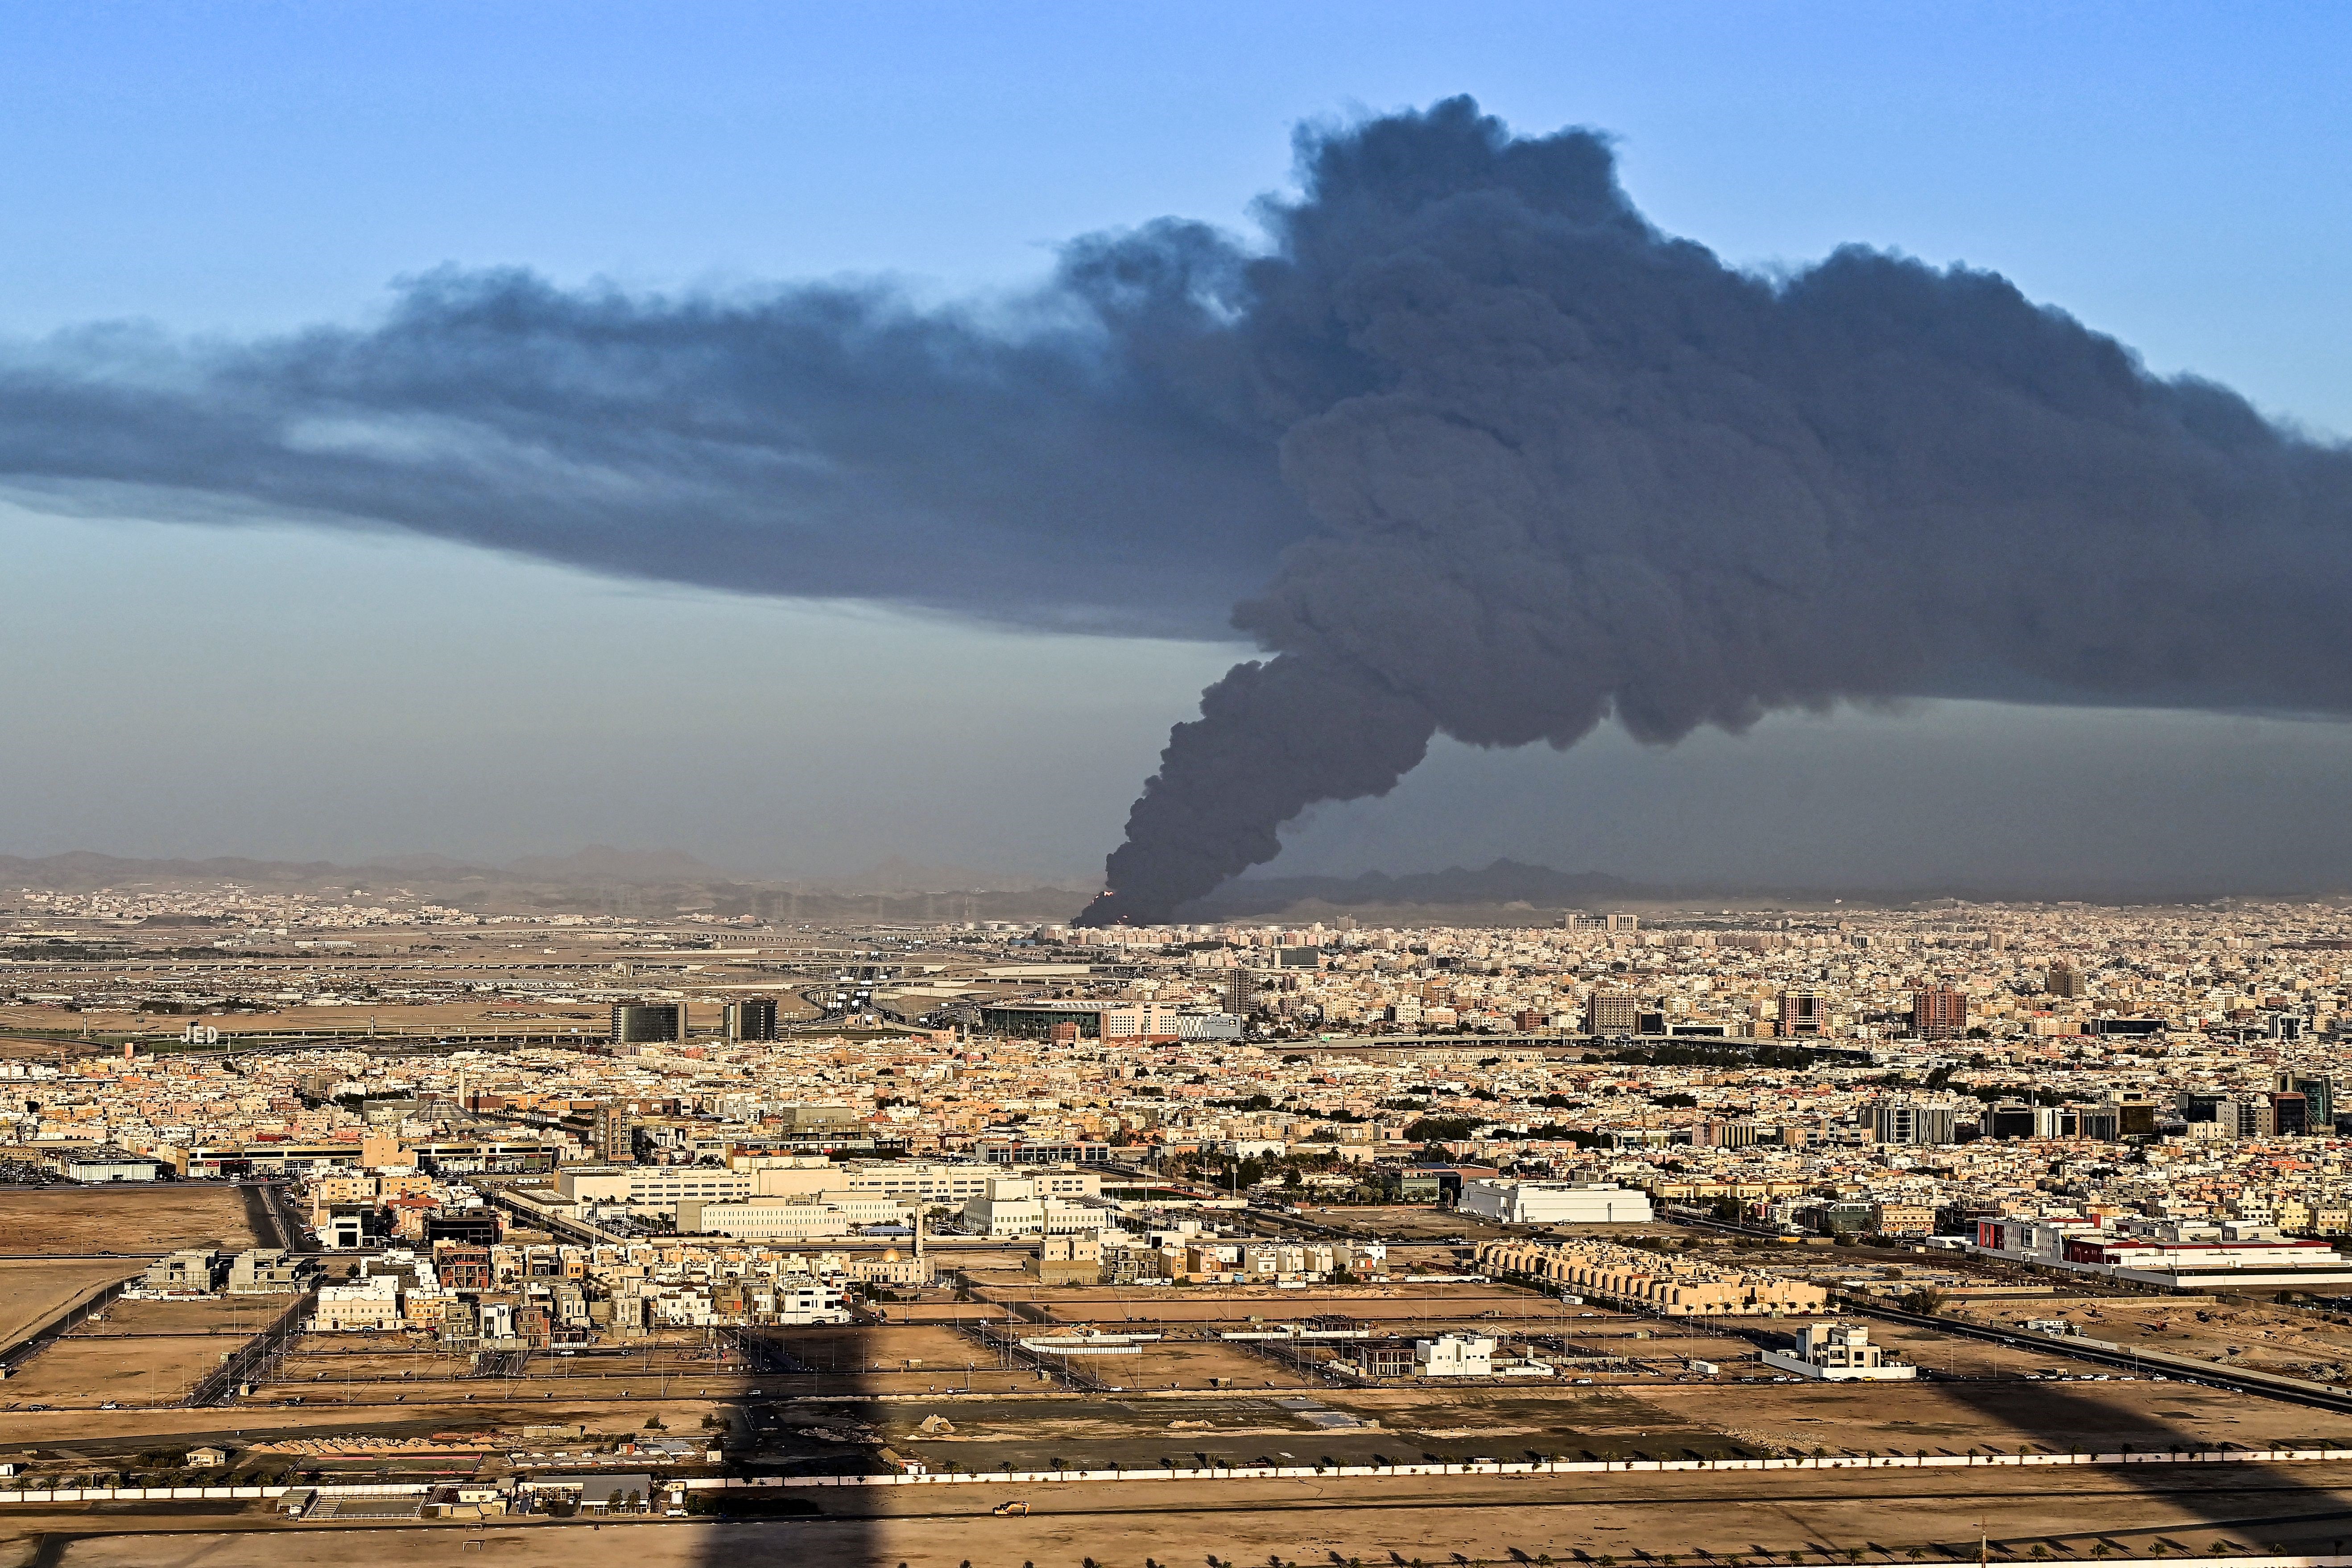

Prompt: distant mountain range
[
  {"left": 0, "top": 846, "right": 1644, "bottom": 924},
  {"left": 0, "top": 846, "right": 1098, "bottom": 922},
  {"left": 0, "top": 845, "right": 1054, "bottom": 894},
  {"left": 1179, "top": 858, "right": 1642, "bottom": 920},
  {"left": 0, "top": 851, "right": 368, "bottom": 891},
  {"left": 8, "top": 846, "right": 2287, "bottom": 923}
]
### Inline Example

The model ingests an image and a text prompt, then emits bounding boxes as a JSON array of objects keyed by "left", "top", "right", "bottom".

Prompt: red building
[
  {"left": 1911, "top": 987, "right": 1970, "bottom": 1040},
  {"left": 434, "top": 1242, "right": 492, "bottom": 1291}
]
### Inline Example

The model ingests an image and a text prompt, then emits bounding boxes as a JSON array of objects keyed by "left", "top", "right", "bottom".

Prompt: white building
[
  {"left": 556, "top": 1166, "right": 754, "bottom": 1212},
  {"left": 58, "top": 1148, "right": 161, "bottom": 1183},
  {"left": 742, "top": 1158, "right": 1099, "bottom": 1206},
  {"left": 753, "top": 1282, "right": 852, "bottom": 1325},
  {"left": 960, "top": 1175, "right": 1107, "bottom": 1238},
  {"left": 681, "top": 1194, "right": 913, "bottom": 1242},
  {"left": 1456, "top": 1180, "right": 1653, "bottom": 1225},
  {"left": 1414, "top": 1333, "right": 1496, "bottom": 1377},
  {"left": 1761, "top": 1322, "right": 1916, "bottom": 1382},
  {"left": 1970, "top": 1214, "right": 2352, "bottom": 1291},
  {"left": 315, "top": 1272, "right": 403, "bottom": 1332}
]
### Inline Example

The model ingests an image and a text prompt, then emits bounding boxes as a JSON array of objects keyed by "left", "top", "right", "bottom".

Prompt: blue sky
[{"left": 5, "top": 2, "right": 2350, "bottom": 888}]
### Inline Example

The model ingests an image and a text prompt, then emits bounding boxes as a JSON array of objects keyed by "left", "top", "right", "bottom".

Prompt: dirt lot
[
  {"left": 0, "top": 1392, "right": 731, "bottom": 1451},
  {"left": 0, "top": 1186, "right": 259, "bottom": 1255},
  {"left": 1088, "top": 1334, "right": 1318, "bottom": 1391},
  {"left": 25, "top": 1461, "right": 2352, "bottom": 1567},
  {"left": 741, "top": 1325, "right": 1040, "bottom": 1397},
  {"left": 0, "top": 1258, "right": 141, "bottom": 1349},
  {"left": 1943, "top": 1292, "right": 2352, "bottom": 1384},
  {"left": 1631, "top": 1358, "right": 2352, "bottom": 1456},
  {"left": 2, "top": 1293, "right": 269, "bottom": 1409}
]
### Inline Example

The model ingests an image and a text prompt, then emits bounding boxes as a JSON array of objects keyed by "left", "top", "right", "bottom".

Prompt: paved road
[{"left": 1845, "top": 1300, "right": 2352, "bottom": 1416}]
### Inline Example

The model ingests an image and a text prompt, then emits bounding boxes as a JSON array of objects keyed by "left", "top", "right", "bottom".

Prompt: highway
[{"left": 1844, "top": 1299, "right": 2352, "bottom": 1415}]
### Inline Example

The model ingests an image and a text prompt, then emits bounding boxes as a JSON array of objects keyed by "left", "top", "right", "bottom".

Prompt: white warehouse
[{"left": 1456, "top": 1180, "right": 1653, "bottom": 1225}]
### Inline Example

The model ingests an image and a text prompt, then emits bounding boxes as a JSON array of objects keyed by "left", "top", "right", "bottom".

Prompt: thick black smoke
[
  {"left": 1075, "top": 98, "right": 2352, "bottom": 924},
  {"left": 2, "top": 97, "right": 2347, "bottom": 923},
  {"left": 0, "top": 228, "right": 1304, "bottom": 639}
]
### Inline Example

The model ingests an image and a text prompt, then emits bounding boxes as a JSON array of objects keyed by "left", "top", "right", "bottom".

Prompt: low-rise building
[
  {"left": 1024, "top": 1232, "right": 1104, "bottom": 1285},
  {"left": 1761, "top": 1322, "right": 1917, "bottom": 1381},
  {"left": 1480, "top": 1238, "right": 1830, "bottom": 1316},
  {"left": 1870, "top": 1201, "right": 1938, "bottom": 1237},
  {"left": 1456, "top": 1180, "right": 1652, "bottom": 1225},
  {"left": 1414, "top": 1333, "right": 1496, "bottom": 1376},
  {"left": 1970, "top": 1213, "right": 2352, "bottom": 1290},
  {"left": 959, "top": 1175, "right": 1104, "bottom": 1238},
  {"left": 316, "top": 1272, "right": 402, "bottom": 1331},
  {"left": 227, "top": 1248, "right": 311, "bottom": 1294},
  {"left": 682, "top": 1193, "right": 913, "bottom": 1242},
  {"left": 140, "top": 1249, "right": 220, "bottom": 1295}
]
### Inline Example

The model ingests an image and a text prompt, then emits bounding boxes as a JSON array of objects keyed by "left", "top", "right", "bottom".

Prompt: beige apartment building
[
  {"left": 1480, "top": 1238, "right": 1830, "bottom": 1316},
  {"left": 1871, "top": 1201, "right": 1938, "bottom": 1237}
]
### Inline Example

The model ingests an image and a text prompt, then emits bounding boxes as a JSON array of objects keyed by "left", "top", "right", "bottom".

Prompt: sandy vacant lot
[
  {"left": 3, "top": 1293, "right": 268, "bottom": 1409},
  {"left": 21, "top": 1463, "right": 2352, "bottom": 1568},
  {"left": 0, "top": 1187, "right": 259, "bottom": 1256},
  {"left": 0, "top": 1258, "right": 141, "bottom": 1350},
  {"left": 737, "top": 1328, "right": 1041, "bottom": 1398},
  {"left": 1626, "top": 1364, "right": 2352, "bottom": 1457},
  {"left": 1944, "top": 1293, "right": 2352, "bottom": 1384}
]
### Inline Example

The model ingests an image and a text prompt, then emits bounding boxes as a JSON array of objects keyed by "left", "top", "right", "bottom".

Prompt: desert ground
[
  {"left": 4, "top": 1294, "right": 281, "bottom": 1409},
  {"left": 0, "top": 1259, "right": 141, "bottom": 1351},
  {"left": 0, "top": 1186, "right": 260, "bottom": 1256},
  {"left": 5, "top": 1189, "right": 2352, "bottom": 1566},
  {"left": 17, "top": 1463, "right": 2352, "bottom": 1568}
]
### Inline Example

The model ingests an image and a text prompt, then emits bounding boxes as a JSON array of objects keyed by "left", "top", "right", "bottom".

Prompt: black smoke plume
[
  {"left": 1077, "top": 99, "right": 2352, "bottom": 924},
  {"left": 1, "top": 97, "right": 2346, "bottom": 923},
  {"left": 0, "top": 228, "right": 1306, "bottom": 639}
]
